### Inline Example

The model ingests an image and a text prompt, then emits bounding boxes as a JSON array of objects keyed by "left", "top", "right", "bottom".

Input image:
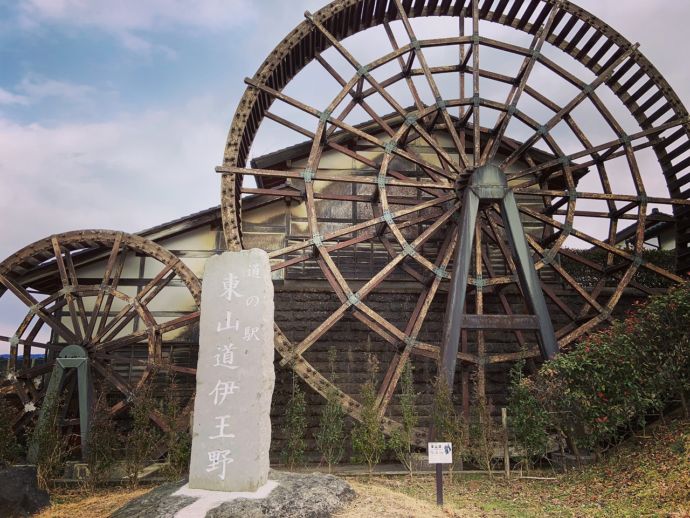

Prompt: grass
[
  {"left": 339, "top": 417, "right": 690, "bottom": 517},
  {"left": 35, "top": 486, "right": 152, "bottom": 518},
  {"left": 36, "top": 417, "right": 689, "bottom": 517}
]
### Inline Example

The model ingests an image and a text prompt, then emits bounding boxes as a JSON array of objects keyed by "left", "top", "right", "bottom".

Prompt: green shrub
[
  {"left": 468, "top": 392, "right": 500, "bottom": 475},
  {"left": 0, "top": 397, "right": 21, "bottom": 467},
  {"left": 315, "top": 350, "right": 345, "bottom": 473},
  {"left": 84, "top": 389, "right": 119, "bottom": 489},
  {"left": 431, "top": 375, "right": 466, "bottom": 476},
  {"left": 281, "top": 371, "right": 307, "bottom": 469},
  {"left": 388, "top": 362, "right": 418, "bottom": 477},
  {"left": 560, "top": 248, "right": 676, "bottom": 288},
  {"left": 157, "top": 374, "right": 191, "bottom": 481},
  {"left": 510, "top": 283, "right": 690, "bottom": 454},
  {"left": 123, "top": 380, "right": 160, "bottom": 488},
  {"left": 352, "top": 352, "right": 385, "bottom": 474},
  {"left": 31, "top": 393, "right": 69, "bottom": 489},
  {"left": 507, "top": 360, "right": 550, "bottom": 470},
  {"left": 351, "top": 378, "right": 385, "bottom": 474}
]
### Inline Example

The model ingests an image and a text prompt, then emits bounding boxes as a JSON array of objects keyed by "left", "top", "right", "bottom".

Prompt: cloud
[
  {"left": 17, "top": 75, "right": 96, "bottom": 103},
  {"left": 0, "top": 88, "right": 29, "bottom": 106},
  {"left": 0, "top": 75, "right": 109, "bottom": 119},
  {"left": 14, "top": 0, "right": 261, "bottom": 57},
  {"left": 19, "top": 0, "right": 257, "bottom": 30},
  {"left": 0, "top": 92, "right": 233, "bottom": 263},
  {"left": 17, "top": 0, "right": 259, "bottom": 54}
]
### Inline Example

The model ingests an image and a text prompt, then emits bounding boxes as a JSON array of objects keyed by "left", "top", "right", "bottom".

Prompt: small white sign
[{"left": 428, "top": 442, "right": 453, "bottom": 464}]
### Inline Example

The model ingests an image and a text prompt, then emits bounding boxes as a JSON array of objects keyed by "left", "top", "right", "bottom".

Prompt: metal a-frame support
[
  {"left": 28, "top": 344, "right": 93, "bottom": 463},
  {"left": 440, "top": 165, "right": 558, "bottom": 388}
]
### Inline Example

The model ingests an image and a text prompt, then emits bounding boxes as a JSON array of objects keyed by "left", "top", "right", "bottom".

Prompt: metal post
[
  {"left": 28, "top": 345, "right": 92, "bottom": 463},
  {"left": 502, "top": 407, "right": 510, "bottom": 479},
  {"left": 28, "top": 362, "right": 65, "bottom": 463},
  {"left": 440, "top": 188, "right": 479, "bottom": 387},
  {"left": 500, "top": 191, "right": 558, "bottom": 359},
  {"left": 440, "top": 165, "right": 559, "bottom": 393}
]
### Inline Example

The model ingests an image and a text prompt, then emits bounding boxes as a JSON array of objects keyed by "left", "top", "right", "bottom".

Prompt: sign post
[{"left": 428, "top": 442, "right": 452, "bottom": 506}]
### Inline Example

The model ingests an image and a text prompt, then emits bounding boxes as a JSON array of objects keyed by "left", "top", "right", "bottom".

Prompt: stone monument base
[{"left": 111, "top": 471, "right": 356, "bottom": 518}]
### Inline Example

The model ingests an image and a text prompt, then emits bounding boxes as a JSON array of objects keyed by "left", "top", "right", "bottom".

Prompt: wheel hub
[{"left": 464, "top": 164, "right": 509, "bottom": 202}]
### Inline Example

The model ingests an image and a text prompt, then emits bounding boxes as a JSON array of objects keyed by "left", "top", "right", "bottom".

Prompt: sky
[
  {"left": 0, "top": 0, "right": 689, "bottom": 351},
  {"left": 1, "top": 0, "right": 689, "bottom": 263}
]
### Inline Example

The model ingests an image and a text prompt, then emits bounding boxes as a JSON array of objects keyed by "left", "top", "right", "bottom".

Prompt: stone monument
[
  {"left": 188, "top": 249, "right": 275, "bottom": 492},
  {"left": 113, "top": 248, "right": 354, "bottom": 515}
]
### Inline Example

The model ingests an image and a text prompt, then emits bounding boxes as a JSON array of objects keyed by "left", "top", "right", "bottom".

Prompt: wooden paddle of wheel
[{"left": 218, "top": 0, "right": 689, "bottom": 441}]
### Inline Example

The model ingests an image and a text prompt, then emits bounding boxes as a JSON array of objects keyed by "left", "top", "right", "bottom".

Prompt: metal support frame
[
  {"left": 28, "top": 344, "right": 93, "bottom": 463},
  {"left": 441, "top": 165, "right": 558, "bottom": 388}
]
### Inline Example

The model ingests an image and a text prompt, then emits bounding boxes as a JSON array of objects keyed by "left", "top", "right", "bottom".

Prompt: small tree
[
  {"left": 388, "top": 362, "right": 418, "bottom": 478},
  {"left": 468, "top": 389, "right": 500, "bottom": 476},
  {"left": 84, "top": 388, "right": 119, "bottom": 489},
  {"left": 507, "top": 360, "right": 550, "bottom": 472},
  {"left": 0, "top": 397, "right": 21, "bottom": 467},
  {"left": 31, "top": 392, "right": 69, "bottom": 489},
  {"left": 431, "top": 375, "right": 466, "bottom": 480},
  {"left": 123, "top": 381, "right": 160, "bottom": 488},
  {"left": 157, "top": 374, "right": 191, "bottom": 480},
  {"left": 281, "top": 369, "right": 307, "bottom": 469},
  {"left": 352, "top": 352, "right": 385, "bottom": 475},
  {"left": 315, "top": 349, "right": 345, "bottom": 473}
]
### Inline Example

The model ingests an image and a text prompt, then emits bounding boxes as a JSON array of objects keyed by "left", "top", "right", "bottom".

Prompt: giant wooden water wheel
[
  {"left": 0, "top": 230, "right": 201, "bottom": 457},
  {"left": 218, "top": 0, "right": 690, "bottom": 434}
]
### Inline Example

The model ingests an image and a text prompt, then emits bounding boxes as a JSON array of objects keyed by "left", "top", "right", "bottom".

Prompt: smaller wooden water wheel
[{"left": 0, "top": 230, "right": 201, "bottom": 458}]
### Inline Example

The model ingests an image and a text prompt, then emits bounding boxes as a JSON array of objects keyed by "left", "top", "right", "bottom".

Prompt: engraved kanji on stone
[
  {"left": 216, "top": 311, "right": 240, "bottom": 333},
  {"left": 247, "top": 263, "right": 261, "bottom": 279},
  {"left": 220, "top": 273, "right": 243, "bottom": 301},
  {"left": 209, "top": 415, "right": 236, "bottom": 440},
  {"left": 206, "top": 450, "right": 234, "bottom": 480},
  {"left": 209, "top": 380, "right": 240, "bottom": 405},
  {"left": 243, "top": 326, "right": 260, "bottom": 342},
  {"left": 213, "top": 344, "right": 239, "bottom": 370}
]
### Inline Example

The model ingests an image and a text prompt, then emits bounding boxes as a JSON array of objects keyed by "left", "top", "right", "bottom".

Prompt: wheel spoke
[
  {"left": 518, "top": 205, "right": 684, "bottom": 283},
  {"left": 266, "top": 192, "right": 454, "bottom": 260},
  {"left": 0, "top": 335, "right": 61, "bottom": 353},
  {"left": 51, "top": 236, "right": 84, "bottom": 342},
  {"left": 271, "top": 209, "right": 444, "bottom": 273},
  {"left": 86, "top": 232, "right": 123, "bottom": 340},
  {"left": 91, "top": 360, "right": 134, "bottom": 400},
  {"left": 96, "top": 250, "right": 127, "bottom": 337},
  {"left": 513, "top": 188, "right": 690, "bottom": 207},
  {"left": 483, "top": 4, "right": 560, "bottom": 164},
  {"left": 375, "top": 228, "right": 457, "bottom": 417},
  {"left": 219, "top": 164, "right": 452, "bottom": 191},
  {"left": 509, "top": 117, "right": 689, "bottom": 182},
  {"left": 63, "top": 251, "right": 90, "bottom": 334},
  {"left": 248, "top": 73, "right": 455, "bottom": 180},
  {"left": 393, "top": 0, "right": 470, "bottom": 169},
  {"left": 93, "top": 263, "right": 178, "bottom": 344},
  {"left": 279, "top": 205, "right": 457, "bottom": 366},
  {"left": 382, "top": 21, "right": 425, "bottom": 113},
  {"left": 0, "top": 273, "right": 79, "bottom": 344},
  {"left": 501, "top": 44, "right": 639, "bottom": 169},
  {"left": 471, "top": 0, "right": 481, "bottom": 165}
]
